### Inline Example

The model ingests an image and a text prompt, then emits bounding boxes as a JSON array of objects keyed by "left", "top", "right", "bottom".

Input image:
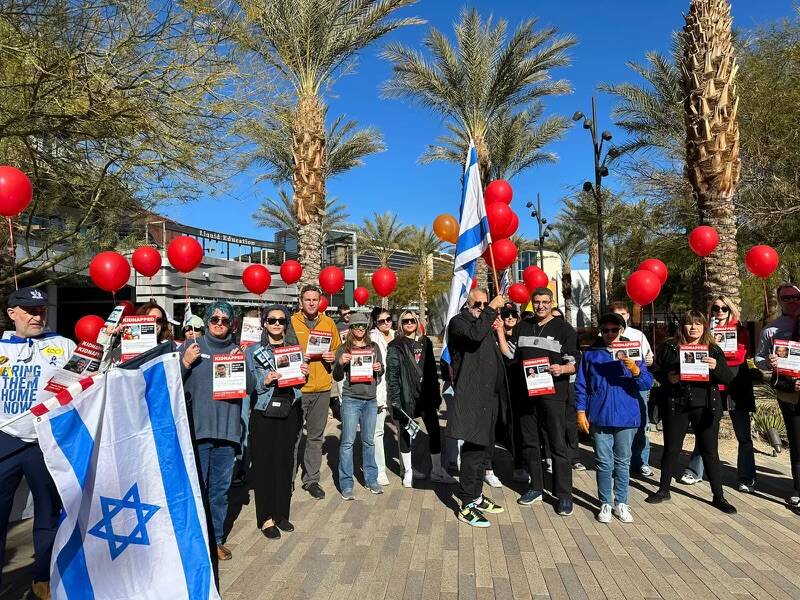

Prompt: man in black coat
[{"left": 446, "top": 287, "right": 508, "bottom": 527}]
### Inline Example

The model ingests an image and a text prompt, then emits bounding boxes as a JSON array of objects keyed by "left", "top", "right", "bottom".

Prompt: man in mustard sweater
[{"left": 292, "top": 285, "right": 342, "bottom": 499}]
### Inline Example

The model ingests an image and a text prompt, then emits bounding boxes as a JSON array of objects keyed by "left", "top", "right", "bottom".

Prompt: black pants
[
  {"left": 0, "top": 434, "right": 61, "bottom": 585},
  {"left": 537, "top": 386, "right": 579, "bottom": 464},
  {"left": 249, "top": 401, "right": 302, "bottom": 526},
  {"left": 519, "top": 397, "right": 573, "bottom": 500},
  {"left": 459, "top": 441, "right": 489, "bottom": 504},
  {"left": 779, "top": 400, "right": 800, "bottom": 496},
  {"left": 659, "top": 403, "right": 725, "bottom": 499},
  {"left": 397, "top": 407, "right": 442, "bottom": 455}
]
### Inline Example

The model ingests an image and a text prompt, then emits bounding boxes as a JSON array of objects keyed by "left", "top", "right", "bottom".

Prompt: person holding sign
[
  {"left": 575, "top": 314, "right": 653, "bottom": 524},
  {"left": 681, "top": 297, "right": 756, "bottom": 493},
  {"left": 243, "top": 306, "right": 308, "bottom": 539},
  {"left": 332, "top": 312, "right": 385, "bottom": 499},
  {"left": 646, "top": 310, "right": 736, "bottom": 514},
  {"left": 180, "top": 300, "right": 244, "bottom": 560},
  {"left": 369, "top": 308, "right": 395, "bottom": 486}
]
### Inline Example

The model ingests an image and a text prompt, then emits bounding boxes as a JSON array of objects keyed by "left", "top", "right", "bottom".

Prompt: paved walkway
[{"left": 4, "top": 419, "right": 800, "bottom": 599}]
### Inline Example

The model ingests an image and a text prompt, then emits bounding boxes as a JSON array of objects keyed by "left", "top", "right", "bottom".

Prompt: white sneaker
[
  {"left": 513, "top": 468, "right": 530, "bottom": 483},
  {"left": 680, "top": 472, "right": 699, "bottom": 485},
  {"left": 484, "top": 471, "right": 502, "bottom": 488},
  {"left": 613, "top": 503, "right": 634, "bottom": 523},
  {"left": 412, "top": 468, "right": 427, "bottom": 481},
  {"left": 597, "top": 503, "right": 613, "bottom": 523},
  {"left": 377, "top": 471, "right": 391, "bottom": 486},
  {"left": 640, "top": 465, "right": 654, "bottom": 477},
  {"left": 402, "top": 472, "right": 413, "bottom": 488},
  {"left": 545, "top": 459, "right": 553, "bottom": 474},
  {"left": 430, "top": 468, "right": 458, "bottom": 484}
]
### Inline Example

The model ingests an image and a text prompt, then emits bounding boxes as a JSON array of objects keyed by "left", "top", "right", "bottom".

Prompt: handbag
[{"left": 261, "top": 394, "right": 295, "bottom": 418}]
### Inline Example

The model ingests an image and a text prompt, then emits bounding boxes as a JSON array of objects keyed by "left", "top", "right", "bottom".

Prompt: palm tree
[
  {"left": 547, "top": 229, "right": 584, "bottom": 324},
  {"left": 403, "top": 226, "right": 444, "bottom": 326},
  {"left": 236, "top": 0, "right": 421, "bottom": 286},
  {"left": 681, "top": 0, "right": 741, "bottom": 306},
  {"left": 358, "top": 212, "right": 409, "bottom": 308}
]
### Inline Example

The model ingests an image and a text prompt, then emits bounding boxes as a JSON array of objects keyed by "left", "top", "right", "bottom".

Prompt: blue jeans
[
  {"left": 630, "top": 390, "right": 651, "bottom": 471},
  {"left": 339, "top": 397, "right": 378, "bottom": 492},
  {"left": 592, "top": 426, "right": 636, "bottom": 505},
  {"left": 686, "top": 408, "right": 755, "bottom": 483},
  {"left": 196, "top": 439, "right": 236, "bottom": 544}
]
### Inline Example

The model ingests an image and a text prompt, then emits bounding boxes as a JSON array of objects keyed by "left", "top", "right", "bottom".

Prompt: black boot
[
  {"left": 712, "top": 496, "right": 737, "bottom": 514},
  {"left": 645, "top": 489, "right": 671, "bottom": 504}
]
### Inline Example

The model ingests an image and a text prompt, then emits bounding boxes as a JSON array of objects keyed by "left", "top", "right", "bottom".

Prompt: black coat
[
  {"left": 386, "top": 335, "right": 441, "bottom": 420},
  {"left": 653, "top": 340, "right": 734, "bottom": 412},
  {"left": 445, "top": 306, "right": 511, "bottom": 447}
]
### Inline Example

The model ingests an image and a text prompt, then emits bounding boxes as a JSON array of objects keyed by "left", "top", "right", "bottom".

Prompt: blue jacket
[
  {"left": 574, "top": 341, "right": 653, "bottom": 428},
  {"left": 243, "top": 342, "right": 302, "bottom": 413}
]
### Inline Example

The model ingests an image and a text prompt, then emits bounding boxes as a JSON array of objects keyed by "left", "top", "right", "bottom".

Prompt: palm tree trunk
[
  {"left": 588, "top": 238, "right": 600, "bottom": 327},
  {"left": 699, "top": 194, "right": 740, "bottom": 306},
  {"left": 561, "top": 261, "right": 573, "bottom": 324},
  {"left": 418, "top": 264, "right": 427, "bottom": 326},
  {"left": 293, "top": 93, "right": 326, "bottom": 288}
]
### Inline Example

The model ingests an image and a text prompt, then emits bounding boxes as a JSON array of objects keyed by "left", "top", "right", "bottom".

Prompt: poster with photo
[
  {"left": 45, "top": 342, "right": 103, "bottom": 393},
  {"left": 212, "top": 354, "right": 247, "bottom": 400},
  {"left": 274, "top": 345, "right": 305, "bottom": 387},
  {"left": 774, "top": 339, "right": 800, "bottom": 378},
  {"left": 240, "top": 316, "right": 263, "bottom": 348},
  {"left": 120, "top": 316, "right": 158, "bottom": 361},
  {"left": 610, "top": 341, "right": 642, "bottom": 362},
  {"left": 522, "top": 357, "right": 555, "bottom": 397},
  {"left": 350, "top": 349, "right": 374, "bottom": 383},
  {"left": 712, "top": 325, "right": 738, "bottom": 359},
  {"left": 306, "top": 329, "right": 333, "bottom": 358},
  {"left": 680, "top": 344, "right": 709, "bottom": 382}
]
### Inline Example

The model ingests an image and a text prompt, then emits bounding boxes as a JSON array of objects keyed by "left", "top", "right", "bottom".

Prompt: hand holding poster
[
  {"left": 120, "top": 315, "right": 157, "bottom": 361},
  {"left": 306, "top": 329, "right": 332, "bottom": 358},
  {"left": 522, "top": 358, "right": 555, "bottom": 396},
  {"left": 610, "top": 341, "right": 642, "bottom": 362},
  {"left": 45, "top": 342, "right": 103, "bottom": 392},
  {"left": 212, "top": 354, "right": 246, "bottom": 400},
  {"left": 680, "top": 344, "right": 709, "bottom": 382},
  {"left": 350, "top": 349, "right": 374, "bottom": 383},
  {"left": 774, "top": 339, "right": 800, "bottom": 377},
  {"left": 240, "top": 316, "right": 263, "bottom": 348},
  {"left": 274, "top": 345, "right": 305, "bottom": 387},
  {"left": 712, "top": 325, "right": 738, "bottom": 359}
]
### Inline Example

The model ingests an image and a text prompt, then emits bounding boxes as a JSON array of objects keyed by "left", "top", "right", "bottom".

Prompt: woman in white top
[{"left": 369, "top": 308, "right": 395, "bottom": 486}]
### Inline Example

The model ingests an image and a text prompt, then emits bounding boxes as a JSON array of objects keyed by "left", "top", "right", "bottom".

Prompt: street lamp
[
  {"left": 573, "top": 96, "right": 615, "bottom": 316},
  {"left": 525, "top": 192, "right": 553, "bottom": 271}
]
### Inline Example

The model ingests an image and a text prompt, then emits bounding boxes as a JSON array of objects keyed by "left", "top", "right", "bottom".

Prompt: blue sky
[{"left": 163, "top": 1, "right": 795, "bottom": 268}]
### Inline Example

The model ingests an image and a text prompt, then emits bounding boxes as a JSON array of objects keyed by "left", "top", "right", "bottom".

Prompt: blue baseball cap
[{"left": 7, "top": 286, "right": 48, "bottom": 308}]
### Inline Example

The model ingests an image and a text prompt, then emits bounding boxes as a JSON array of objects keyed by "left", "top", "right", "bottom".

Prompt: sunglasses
[
  {"left": 402, "top": 318, "right": 417, "bottom": 325},
  {"left": 471, "top": 301, "right": 489, "bottom": 309},
  {"left": 350, "top": 324, "right": 367, "bottom": 330},
  {"left": 780, "top": 294, "right": 800, "bottom": 302},
  {"left": 376, "top": 317, "right": 392, "bottom": 326},
  {"left": 601, "top": 327, "right": 620, "bottom": 334},
  {"left": 208, "top": 316, "right": 230, "bottom": 326},
  {"left": 501, "top": 312, "right": 518, "bottom": 319},
  {"left": 188, "top": 327, "right": 203, "bottom": 333},
  {"left": 266, "top": 317, "right": 286, "bottom": 325},
  {"left": 711, "top": 305, "right": 730, "bottom": 313},
  {"left": 155, "top": 317, "right": 164, "bottom": 325}
]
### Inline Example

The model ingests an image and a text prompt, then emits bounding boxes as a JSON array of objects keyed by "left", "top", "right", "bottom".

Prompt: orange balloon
[{"left": 433, "top": 214, "right": 459, "bottom": 244}]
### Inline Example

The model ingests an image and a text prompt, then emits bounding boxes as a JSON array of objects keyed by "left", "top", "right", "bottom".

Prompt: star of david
[{"left": 88, "top": 483, "right": 160, "bottom": 560}]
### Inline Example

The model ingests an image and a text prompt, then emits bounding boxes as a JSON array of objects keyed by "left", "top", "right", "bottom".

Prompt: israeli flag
[
  {"left": 500, "top": 269, "right": 511, "bottom": 295},
  {"left": 35, "top": 351, "right": 219, "bottom": 600},
  {"left": 441, "top": 141, "right": 491, "bottom": 364}
]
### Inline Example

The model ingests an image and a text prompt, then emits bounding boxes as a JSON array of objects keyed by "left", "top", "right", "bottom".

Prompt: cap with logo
[{"left": 7, "top": 286, "right": 48, "bottom": 308}]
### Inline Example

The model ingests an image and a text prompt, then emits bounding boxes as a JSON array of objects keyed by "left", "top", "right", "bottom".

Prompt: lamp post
[
  {"left": 525, "top": 192, "right": 553, "bottom": 271},
  {"left": 573, "top": 96, "right": 616, "bottom": 316}
]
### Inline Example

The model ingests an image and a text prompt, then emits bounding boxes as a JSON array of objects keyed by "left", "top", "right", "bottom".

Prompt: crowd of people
[{"left": 2, "top": 281, "right": 800, "bottom": 597}]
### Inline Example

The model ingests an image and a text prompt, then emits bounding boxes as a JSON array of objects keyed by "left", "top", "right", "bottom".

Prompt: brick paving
[{"left": 4, "top": 418, "right": 800, "bottom": 600}]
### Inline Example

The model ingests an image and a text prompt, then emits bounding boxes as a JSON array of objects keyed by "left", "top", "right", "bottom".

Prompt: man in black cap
[{"left": 0, "top": 287, "right": 75, "bottom": 599}]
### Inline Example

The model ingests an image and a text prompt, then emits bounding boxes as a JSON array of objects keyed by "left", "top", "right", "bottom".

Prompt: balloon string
[
  {"left": 762, "top": 279, "right": 769, "bottom": 324},
  {"left": 7, "top": 217, "right": 18, "bottom": 290}
]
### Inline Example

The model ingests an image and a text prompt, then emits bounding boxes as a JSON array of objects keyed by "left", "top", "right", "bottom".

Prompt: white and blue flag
[
  {"left": 34, "top": 351, "right": 220, "bottom": 600},
  {"left": 441, "top": 141, "right": 492, "bottom": 364},
  {"left": 500, "top": 269, "right": 511, "bottom": 295}
]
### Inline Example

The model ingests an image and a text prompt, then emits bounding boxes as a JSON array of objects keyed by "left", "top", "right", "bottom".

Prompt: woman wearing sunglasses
[
  {"left": 370, "top": 307, "right": 396, "bottom": 485},
  {"left": 180, "top": 301, "right": 244, "bottom": 559},
  {"left": 680, "top": 297, "right": 756, "bottom": 492},
  {"left": 387, "top": 311, "right": 456, "bottom": 487},
  {"left": 646, "top": 310, "right": 737, "bottom": 513},
  {"left": 333, "top": 312, "right": 385, "bottom": 499},
  {"left": 575, "top": 314, "right": 653, "bottom": 524},
  {"left": 244, "top": 306, "right": 308, "bottom": 539}
]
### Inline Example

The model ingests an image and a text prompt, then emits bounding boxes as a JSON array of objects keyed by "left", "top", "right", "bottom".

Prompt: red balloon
[
  {"left": 89, "top": 251, "right": 131, "bottom": 293},
  {"left": 626, "top": 270, "right": 662, "bottom": 306},
  {"left": 638, "top": 258, "right": 668, "bottom": 285},
  {"left": 508, "top": 282, "right": 531, "bottom": 304},
  {"left": 132, "top": 246, "right": 162, "bottom": 278},
  {"left": 318, "top": 296, "right": 329, "bottom": 312},
  {"left": 502, "top": 210, "right": 519, "bottom": 239},
  {"left": 319, "top": 266, "right": 345, "bottom": 295},
  {"left": 354, "top": 286, "right": 370, "bottom": 305},
  {"left": 471, "top": 277, "right": 478, "bottom": 290},
  {"left": 117, "top": 300, "right": 135, "bottom": 317},
  {"left": 485, "top": 179, "right": 513, "bottom": 205},
  {"left": 74, "top": 315, "right": 105, "bottom": 343},
  {"left": 745, "top": 245, "right": 780, "bottom": 279},
  {"left": 0, "top": 166, "right": 33, "bottom": 217},
  {"left": 242, "top": 264, "right": 271, "bottom": 295},
  {"left": 167, "top": 236, "right": 203, "bottom": 273},
  {"left": 523, "top": 265, "right": 549, "bottom": 290},
  {"left": 486, "top": 202, "right": 513, "bottom": 240},
  {"left": 372, "top": 267, "right": 398, "bottom": 297},
  {"left": 483, "top": 239, "right": 518, "bottom": 271},
  {"left": 688, "top": 225, "right": 719, "bottom": 257},
  {"left": 279, "top": 259, "right": 303, "bottom": 285}
]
